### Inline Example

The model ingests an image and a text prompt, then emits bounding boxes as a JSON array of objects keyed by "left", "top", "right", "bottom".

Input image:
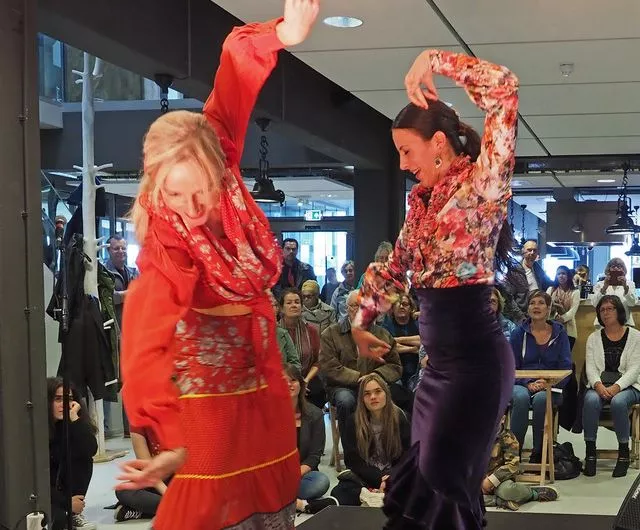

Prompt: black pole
[{"left": 54, "top": 221, "right": 73, "bottom": 530}]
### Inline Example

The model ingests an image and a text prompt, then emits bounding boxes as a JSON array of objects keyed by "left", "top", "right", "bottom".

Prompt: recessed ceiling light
[
  {"left": 597, "top": 179, "right": 616, "bottom": 183},
  {"left": 543, "top": 197, "right": 555, "bottom": 203},
  {"left": 327, "top": 194, "right": 333, "bottom": 198},
  {"left": 323, "top": 16, "right": 363, "bottom": 28}
]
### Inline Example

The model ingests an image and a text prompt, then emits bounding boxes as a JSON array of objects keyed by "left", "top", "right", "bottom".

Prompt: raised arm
[
  {"left": 203, "top": 0, "right": 319, "bottom": 161},
  {"left": 406, "top": 50, "right": 519, "bottom": 201}
]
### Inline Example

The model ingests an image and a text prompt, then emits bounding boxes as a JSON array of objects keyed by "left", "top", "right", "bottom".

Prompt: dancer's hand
[
  {"left": 276, "top": 0, "right": 320, "bottom": 47},
  {"left": 405, "top": 50, "right": 439, "bottom": 109},
  {"left": 116, "top": 448, "right": 187, "bottom": 491},
  {"left": 352, "top": 327, "right": 390, "bottom": 363},
  {"left": 481, "top": 478, "right": 494, "bottom": 495}
]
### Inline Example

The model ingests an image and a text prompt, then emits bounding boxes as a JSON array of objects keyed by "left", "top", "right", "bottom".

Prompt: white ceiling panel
[
  {"left": 438, "top": 1, "right": 640, "bottom": 43},
  {"left": 515, "top": 140, "right": 547, "bottom": 157},
  {"left": 527, "top": 114, "right": 640, "bottom": 139},
  {"left": 213, "top": 0, "right": 458, "bottom": 52},
  {"left": 544, "top": 137, "right": 640, "bottom": 156},
  {"left": 294, "top": 47, "right": 463, "bottom": 92},
  {"left": 511, "top": 175, "right": 561, "bottom": 189},
  {"left": 518, "top": 83, "right": 640, "bottom": 116},
  {"left": 472, "top": 39, "right": 640, "bottom": 86}
]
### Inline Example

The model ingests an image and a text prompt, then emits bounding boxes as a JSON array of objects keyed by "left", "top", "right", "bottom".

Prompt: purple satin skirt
[{"left": 383, "top": 285, "right": 515, "bottom": 530}]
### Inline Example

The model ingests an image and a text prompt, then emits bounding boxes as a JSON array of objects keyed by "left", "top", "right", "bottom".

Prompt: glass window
[
  {"left": 38, "top": 34, "right": 64, "bottom": 101},
  {"left": 282, "top": 231, "right": 348, "bottom": 288}
]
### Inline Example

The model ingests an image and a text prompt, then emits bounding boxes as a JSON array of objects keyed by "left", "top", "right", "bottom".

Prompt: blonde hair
[
  {"left": 130, "top": 110, "right": 227, "bottom": 242},
  {"left": 355, "top": 373, "right": 403, "bottom": 464}
]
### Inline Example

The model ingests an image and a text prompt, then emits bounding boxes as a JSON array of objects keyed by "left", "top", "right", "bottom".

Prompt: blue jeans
[
  {"left": 511, "top": 384, "right": 563, "bottom": 454},
  {"left": 332, "top": 388, "right": 357, "bottom": 435},
  {"left": 298, "top": 471, "right": 330, "bottom": 500},
  {"left": 583, "top": 387, "right": 640, "bottom": 443}
]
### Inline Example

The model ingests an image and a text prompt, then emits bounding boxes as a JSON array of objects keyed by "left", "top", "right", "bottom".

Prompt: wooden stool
[
  {"left": 595, "top": 403, "right": 640, "bottom": 469},
  {"left": 329, "top": 405, "right": 344, "bottom": 472}
]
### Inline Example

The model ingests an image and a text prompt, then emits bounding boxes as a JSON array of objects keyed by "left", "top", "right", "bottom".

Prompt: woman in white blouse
[
  {"left": 592, "top": 257, "right": 637, "bottom": 326},
  {"left": 547, "top": 265, "right": 581, "bottom": 350},
  {"left": 583, "top": 295, "right": 640, "bottom": 478}
]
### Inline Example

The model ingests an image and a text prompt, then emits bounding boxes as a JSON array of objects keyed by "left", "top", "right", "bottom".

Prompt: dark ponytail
[
  {"left": 393, "top": 101, "right": 482, "bottom": 161},
  {"left": 394, "top": 101, "right": 517, "bottom": 273}
]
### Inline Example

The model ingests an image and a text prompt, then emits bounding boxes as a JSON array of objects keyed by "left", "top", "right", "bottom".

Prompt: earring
[{"left": 434, "top": 156, "right": 442, "bottom": 169}]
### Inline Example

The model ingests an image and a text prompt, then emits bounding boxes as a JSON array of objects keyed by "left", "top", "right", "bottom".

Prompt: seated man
[
  {"left": 320, "top": 291, "right": 411, "bottom": 434},
  {"left": 301, "top": 280, "right": 337, "bottom": 335},
  {"left": 483, "top": 415, "right": 557, "bottom": 511}
]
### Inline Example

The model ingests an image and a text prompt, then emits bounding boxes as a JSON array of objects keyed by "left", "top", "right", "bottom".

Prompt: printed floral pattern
[{"left": 355, "top": 51, "right": 519, "bottom": 328}]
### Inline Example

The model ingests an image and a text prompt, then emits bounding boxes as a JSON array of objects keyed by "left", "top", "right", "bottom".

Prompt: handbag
[{"left": 600, "top": 371, "right": 621, "bottom": 385}]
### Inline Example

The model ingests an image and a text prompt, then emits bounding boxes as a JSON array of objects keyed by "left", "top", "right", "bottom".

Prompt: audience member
[
  {"left": 574, "top": 264, "right": 590, "bottom": 289},
  {"left": 320, "top": 267, "right": 339, "bottom": 305},
  {"left": 381, "top": 293, "right": 421, "bottom": 388},
  {"left": 583, "top": 295, "right": 640, "bottom": 478},
  {"left": 273, "top": 238, "right": 316, "bottom": 300},
  {"left": 271, "top": 293, "right": 301, "bottom": 369},
  {"left": 301, "top": 280, "right": 337, "bottom": 334},
  {"left": 547, "top": 266, "right": 580, "bottom": 350},
  {"left": 48, "top": 377, "right": 98, "bottom": 530},
  {"left": 490, "top": 288, "right": 517, "bottom": 341},
  {"left": 483, "top": 414, "right": 557, "bottom": 511},
  {"left": 331, "top": 374, "right": 411, "bottom": 506},
  {"left": 320, "top": 291, "right": 410, "bottom": 435},
  {"left": 510, "top": 291, "right": 572, "bottom": 462},
  {"left": 504, "top": 240, "right": 552, "bottom": 322},
  {"left": 284, "top": 364, "right": 338, "bottom": 514},
  {"left": 279, "top": 288, "right": 325, "bottom": 408},
  {"left": 356, "top": 241, "right": 393, "bottom": 289},
  {"left": 114, "top": 427, "right": 169, "bottom": 521},
  {"left": 592, "top": 258, "right": 637, "bottom": 326},
  {"left": 104, "top": 234, "right": 138, "bottom": 438},
  {"left": 330, "top": 260, "right": 357, "bottom": 320}
]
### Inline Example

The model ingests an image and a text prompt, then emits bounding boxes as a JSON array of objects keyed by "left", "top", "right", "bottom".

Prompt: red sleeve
[
  {"left": 121, "top": 233, "right": 199, "bottom": 451},
  {"left": 203, "top": 19, "right": 285, "bottom": 162}
]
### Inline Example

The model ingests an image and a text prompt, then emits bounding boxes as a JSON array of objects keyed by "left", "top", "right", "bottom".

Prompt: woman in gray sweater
[{"left": 583, "top": 295, "right": 640, "bottom": 477}]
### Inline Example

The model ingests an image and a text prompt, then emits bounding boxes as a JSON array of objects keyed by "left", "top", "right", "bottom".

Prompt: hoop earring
[{"left": 434, "top": 156, "right": 442, "bottom": 169}]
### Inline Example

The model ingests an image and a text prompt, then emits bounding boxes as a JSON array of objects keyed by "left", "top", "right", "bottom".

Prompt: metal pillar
[{"left": 0, "top": 0, "right": 50, "bottom": 528}]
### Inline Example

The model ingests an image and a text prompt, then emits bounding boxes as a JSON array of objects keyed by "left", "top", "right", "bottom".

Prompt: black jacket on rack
[{"left": 47, "top": 234, "right": 115, "bottom": 400}]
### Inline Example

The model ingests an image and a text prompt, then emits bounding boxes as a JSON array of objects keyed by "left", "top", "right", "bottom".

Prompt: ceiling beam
[{"left": 38, "top": 0, "right": 393, "bottom": 170}]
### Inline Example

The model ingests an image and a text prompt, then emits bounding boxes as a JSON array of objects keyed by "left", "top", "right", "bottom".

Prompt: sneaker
[
  {"left": 115, "top": 504, "right": 144, "bottom": 522},
  {"left": 531, "top": 486, "right": 558, "bottom": 502},
  {"left": 72, "top": 514, "right": 97, "bottom": 530},
  {"left": 304, "top": 497, "right": 339, "bottom": 514},
  {"left": 496, "top": 498, "right": 519, "bottom": 511}
]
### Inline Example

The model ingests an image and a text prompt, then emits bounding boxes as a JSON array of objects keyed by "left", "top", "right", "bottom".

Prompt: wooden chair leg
[
  {"left": 633, "top": 406, "right": 640, "bottom": 470},
  {"left": 329, "top": 406, "right": 343, "bottom": 472}
]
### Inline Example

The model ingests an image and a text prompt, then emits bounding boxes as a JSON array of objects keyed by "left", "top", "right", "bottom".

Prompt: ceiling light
[
  {"left": 251, "top": 176, "right": 285, "bottom": 205},
  {"left": 626, "top": 236, "right": 640, "bottom": 256},
  {"left": 559, "top": 63, "right": 574, "bottom": 77},
  {"left": 323, "top": 16, "right": 363, "bottom": 28},
  {"left": 606, "top": 165, "right": 638, "bottom": 235},
  {"left": 543, "top": 197, "right": 555, "bottom": 203},
  {"left": 597, "top": 179, "right": 616, "bottom": 183},
  {"left": 512, "top": 180, "right": 526, "bottom": 187}
]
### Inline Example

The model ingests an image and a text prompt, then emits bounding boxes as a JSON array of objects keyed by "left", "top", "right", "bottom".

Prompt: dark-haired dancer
[{"left": 353, "top": 49, "right": 519, "bottom": 529}]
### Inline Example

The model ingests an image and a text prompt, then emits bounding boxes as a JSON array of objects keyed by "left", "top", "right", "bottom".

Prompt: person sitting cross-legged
[
  {"left": 284, "top": 364, "right": 339, "bottom": 514},
  {"left": 482, "top": 414, "right": 558, "bottom": 511}
]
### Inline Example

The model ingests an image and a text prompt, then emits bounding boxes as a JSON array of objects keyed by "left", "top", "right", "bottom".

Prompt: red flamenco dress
[{"left": 121, "top": 20, "right": 299, "bottom": 530}]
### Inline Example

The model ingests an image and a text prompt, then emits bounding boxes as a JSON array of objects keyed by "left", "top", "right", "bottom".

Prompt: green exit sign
[{"left": 304, "top": 210, "right": 323, "bottom": 221}]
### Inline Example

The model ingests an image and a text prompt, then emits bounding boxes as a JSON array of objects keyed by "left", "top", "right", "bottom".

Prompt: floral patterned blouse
[{"left": 354, "top": 50, "right": 519, "bottom": 329}]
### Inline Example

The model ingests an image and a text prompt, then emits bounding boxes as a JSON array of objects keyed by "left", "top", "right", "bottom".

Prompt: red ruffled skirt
[{"left": 153, "top": 310, "right": 298, "bottom": 530}]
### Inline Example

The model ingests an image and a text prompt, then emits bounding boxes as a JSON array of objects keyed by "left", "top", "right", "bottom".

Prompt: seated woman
[
  {"left": 48, "top": 377, "right": 98, "bottom": 530},
  {"left": 284, "top": 364, "right": 338, "bottom": 514},
  {"left": 490, "top": 288, "right": 517, "bottom": 341},
  {"left": 382, "top": 293, "right": 421, "bottom": 388},
  {"left": 331, "top": 373, "right": 411, "bottom": 506},
  {"left": 279, "top": 288, "right": 325, "bottom": 408},
  {"left": 547, "top": 265, "right": 580, "bottom": 350},
  {"left": 114, "top": 427, "right": 170, "bottom": 521},
  {"left": 583, "top": 295, "right": 640, "bottom": 478},
  {"left": 271, "top": 290, "right": 301, "bottom": 369},
  {"left": 592, "top": 257, "right": 637, "bottom": 326},
  {"left": 510, "top": 291, "right": 572, "bottom": 463}
]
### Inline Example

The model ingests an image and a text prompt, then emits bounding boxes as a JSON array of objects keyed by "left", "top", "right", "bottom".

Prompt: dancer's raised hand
[
  {"left": 405, "top": 50, "right": 439, "bottom": 109},
  {"left": 352, "top": 327, "right": 391, "bottom": 363},
  {"left": 116, "top": 448, "right": 187, "bottom": 491},
  {"left": 276, "top": 0, "right": 321, "bottom": 47}
]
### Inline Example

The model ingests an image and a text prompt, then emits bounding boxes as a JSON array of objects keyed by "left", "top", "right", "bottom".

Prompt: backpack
[{"left": 553, "top": 441, "right": 582, "bottom": 480}]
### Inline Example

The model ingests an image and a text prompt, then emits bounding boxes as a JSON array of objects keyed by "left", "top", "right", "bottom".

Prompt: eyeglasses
[{"left": 599, "top": 306, "right": 616, "bottom": 313}]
